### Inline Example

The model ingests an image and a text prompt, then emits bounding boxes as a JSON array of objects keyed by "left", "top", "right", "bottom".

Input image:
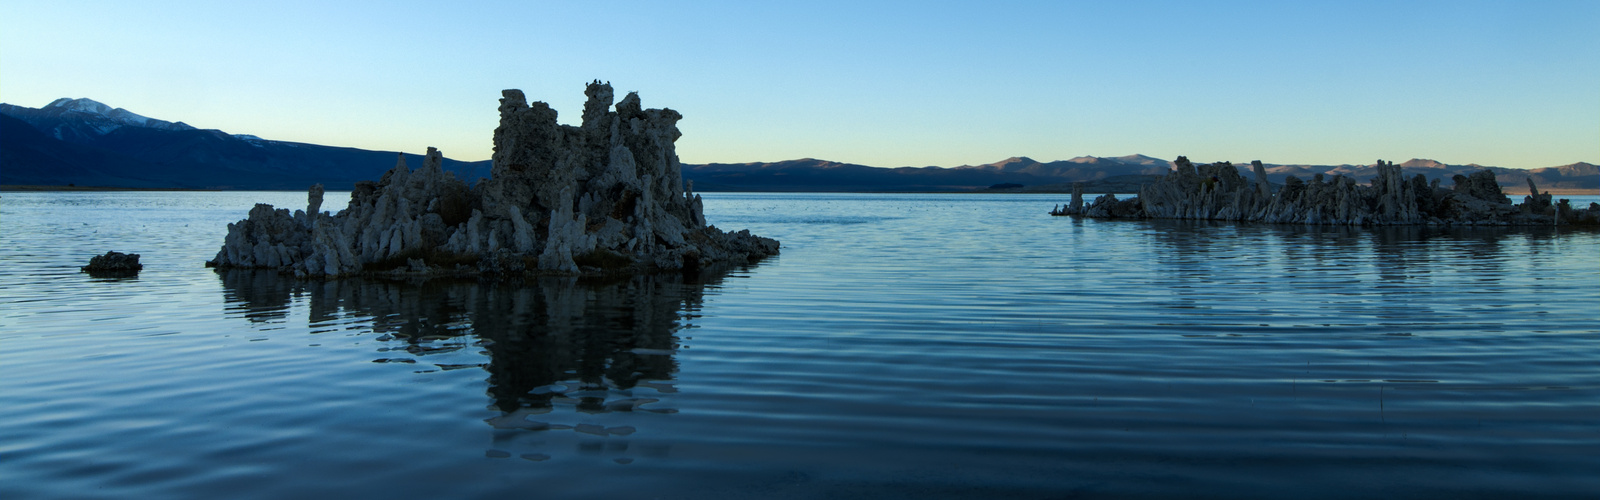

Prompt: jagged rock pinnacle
[{"left": 209, "top": 82, "right": 778, "bottom": 277}]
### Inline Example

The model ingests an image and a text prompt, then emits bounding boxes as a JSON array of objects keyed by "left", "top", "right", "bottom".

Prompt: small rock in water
[{"left": 81, "top": 251, "right": 143, "bottom": 274}]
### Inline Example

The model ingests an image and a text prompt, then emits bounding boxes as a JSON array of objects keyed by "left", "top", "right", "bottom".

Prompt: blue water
[{"left": 2, "top": 191, "right": 1598, "bottom": 499}]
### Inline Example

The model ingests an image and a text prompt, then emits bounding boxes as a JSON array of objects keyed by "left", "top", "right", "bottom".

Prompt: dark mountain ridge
[
  {"left": 1, "top": 98, "right": 490, "bottom": 190},
  {"left": 686, "top": 157, "right": 1596, "bottom": 193},
  {"left": 3, "top": 98, "right": 1591, "bottom": 192}
]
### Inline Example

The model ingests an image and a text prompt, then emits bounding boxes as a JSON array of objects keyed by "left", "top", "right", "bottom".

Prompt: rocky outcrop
[
  {"left": 82, "top": 251, "right": 142, "bottom": 274},
  {"left": 209, "top": 82, "right": 779, "bottom": 278},
  {"left": 1052, "top": 156, "right": 1599, "bottom": 226}
]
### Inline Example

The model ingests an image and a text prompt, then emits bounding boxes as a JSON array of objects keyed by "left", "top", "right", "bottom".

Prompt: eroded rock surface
[
  {"left": 1052, "top": 157, "right": 1599, "bottom": 226},
  {"left": 209, "top": 82, "right": 779, "bottom": 277}
]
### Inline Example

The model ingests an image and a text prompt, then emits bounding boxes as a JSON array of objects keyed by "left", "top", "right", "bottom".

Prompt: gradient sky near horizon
[{"left": 3, "top": 0, "right": 1596, "bottom": 169}]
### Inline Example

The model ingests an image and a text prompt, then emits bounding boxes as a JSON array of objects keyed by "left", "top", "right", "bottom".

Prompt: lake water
[{"left": 2, "top": 191, "right": 1598, "bottom": 499}]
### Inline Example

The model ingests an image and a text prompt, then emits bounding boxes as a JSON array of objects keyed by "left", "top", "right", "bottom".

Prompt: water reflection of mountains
[{"left": 217, "top": 269, "right": 739, "bottom": 415}]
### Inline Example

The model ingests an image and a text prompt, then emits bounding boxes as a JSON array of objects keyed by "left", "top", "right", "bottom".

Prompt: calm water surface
[{"left": 2, "top": 191, "right": 1598, "bottom": 499}]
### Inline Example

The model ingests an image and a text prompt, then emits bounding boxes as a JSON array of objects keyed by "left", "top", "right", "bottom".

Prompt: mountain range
[
  {"left": 686, "top": 156, "right": 1596, "bottom": 193},
  {"left": 0, "top": 98, "right": 489, "bottom": 189},
  {"left": 2, "top": 98, "right": 1594, "bottom": 192}
]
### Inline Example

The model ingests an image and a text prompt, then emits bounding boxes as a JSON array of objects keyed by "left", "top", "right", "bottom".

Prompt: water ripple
[{"left": 2, "top": 192, "right": 1598, "bottom": 498}]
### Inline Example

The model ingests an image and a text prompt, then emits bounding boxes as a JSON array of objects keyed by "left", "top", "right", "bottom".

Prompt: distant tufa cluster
[
  {"left": 1052, "top": 157, "right": 1599, "bottom": 226},
  {"left": 208, "top": 81, "right": 779, "bottom": 277}
]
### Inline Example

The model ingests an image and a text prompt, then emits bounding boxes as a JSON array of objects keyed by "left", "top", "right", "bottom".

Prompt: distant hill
[
  {"left": 3, "top": 97, "right": 1592, "bottom": 193},
  {"left": 1, "top": 98, "right": 489, "bottom": 190},
  {"left": 682, "top": 155, "right": 1176, "bottom": 192},
  {"left": 685, "top": 156, "right": 1596, "bottom": 193}
]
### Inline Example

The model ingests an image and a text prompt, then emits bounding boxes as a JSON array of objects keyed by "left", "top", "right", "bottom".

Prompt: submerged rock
[
  {"left": 82, "top": 251, "right": 142, "bottom": 274},
  {"left": 1054, "top": 157, "right": 1598, "bottom": 226},
  {"left": 209, "top": 81, "right": 779, "bottom": 278}
]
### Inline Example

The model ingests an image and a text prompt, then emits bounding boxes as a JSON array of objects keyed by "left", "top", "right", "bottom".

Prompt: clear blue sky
[{"left": 3, "top": 0, "right": 1596, "bottom": 169}]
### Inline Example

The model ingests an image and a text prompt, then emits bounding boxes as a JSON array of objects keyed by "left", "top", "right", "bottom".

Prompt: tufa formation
[
  {"left": 1052, "top": 157, "right": 1599, "bottom": 226},
  {"left": 209, "top": 81, "right": 779, "bottom": 277}
]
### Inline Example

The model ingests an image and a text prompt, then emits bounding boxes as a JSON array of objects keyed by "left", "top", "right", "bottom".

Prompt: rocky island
[
  {"left": 82, "top": 251, "right": 143, "bottom": 275},
  {"left": 208, "top": 81, "right": 779, "bottom": 278},
  {"left": 1052, "top": 157, "right": 1599, "bottom": 226}
]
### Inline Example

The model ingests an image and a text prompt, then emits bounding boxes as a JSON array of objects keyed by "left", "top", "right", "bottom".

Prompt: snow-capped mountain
[
  {"left": 0, "top": 98, "right": 490, "bottom": 189},
  {"left": 0, "top": 98, "right": 195, "bottom": 144}
]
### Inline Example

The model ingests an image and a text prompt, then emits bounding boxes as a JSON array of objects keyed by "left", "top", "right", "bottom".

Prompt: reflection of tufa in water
[
  {"left": 208, "top": 81, "right": 779, "bottom": 278},
  {"left": 217, "top": 267, "right": 723, "bottom": 463},
  {"left": 1052, "top": 157, "right": 1600, "bottom": 226},
  {"left": 217, "top": 267, "right": 724, "bottom": 414}
]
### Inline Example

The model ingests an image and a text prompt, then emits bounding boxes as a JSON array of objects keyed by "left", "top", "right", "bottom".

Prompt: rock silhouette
[
  {"left": 209, "top": 82, "right": 779, "bottom": 277},
  {"left": 1052, "top": 157, "right": 1599, "bottom": 226},
  {"left": 82, "top": 251, "right": 142, "bottom": 274}
]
